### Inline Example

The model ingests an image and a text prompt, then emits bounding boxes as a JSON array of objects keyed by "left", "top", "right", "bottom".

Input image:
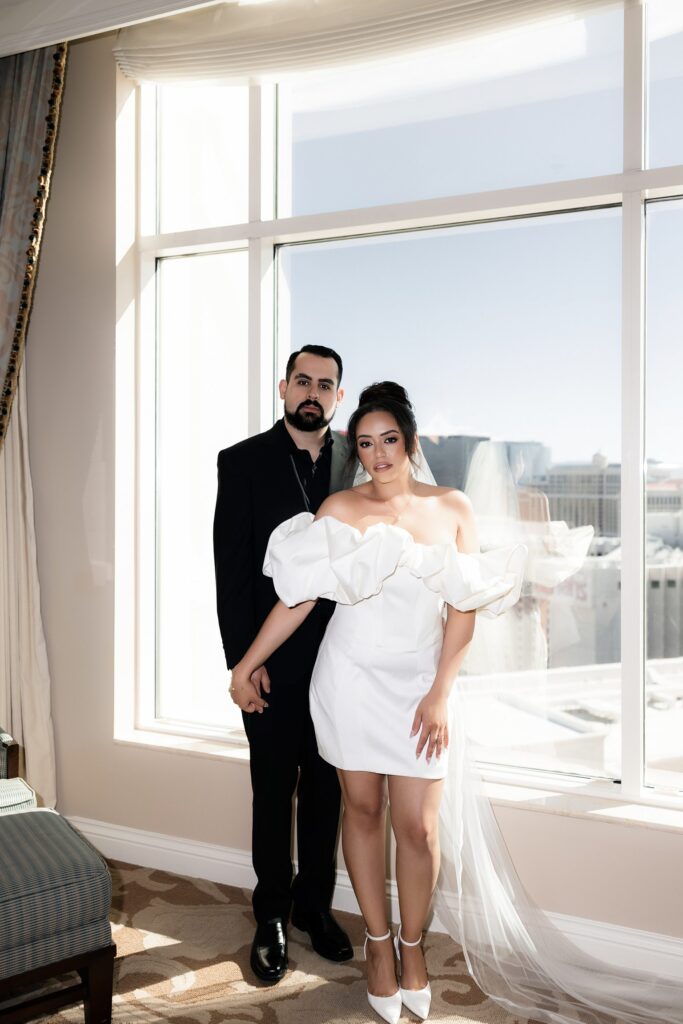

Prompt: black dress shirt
[{"left": 278, "top": 418, "right": 334, "bottom": 515}]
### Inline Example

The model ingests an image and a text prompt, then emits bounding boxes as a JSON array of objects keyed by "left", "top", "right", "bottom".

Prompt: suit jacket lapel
[{"left": 330, "top": 430, "right": 350, "bottom": 494}]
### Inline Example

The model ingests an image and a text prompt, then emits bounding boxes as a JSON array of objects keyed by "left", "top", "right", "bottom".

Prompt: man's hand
[
  {"left": 251, "top": 665, "right": 271, "bottom": 696},
  {"left": 229, "top": 663, "right": 270, "bottom": 714}
]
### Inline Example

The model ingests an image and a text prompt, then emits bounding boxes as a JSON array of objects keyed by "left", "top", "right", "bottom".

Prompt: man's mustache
[{"left": 297, "top": 400, "right": 323, "bottom": 413}]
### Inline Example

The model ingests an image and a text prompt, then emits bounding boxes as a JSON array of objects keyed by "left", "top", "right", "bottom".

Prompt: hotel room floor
[{"left": 30, "top": 859, "right": 539, "bottom": 1024}]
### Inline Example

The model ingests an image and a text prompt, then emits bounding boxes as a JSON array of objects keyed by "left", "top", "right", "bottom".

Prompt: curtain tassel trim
[{"left": 0, "top": 42, "right": 68, "bottom": 449}]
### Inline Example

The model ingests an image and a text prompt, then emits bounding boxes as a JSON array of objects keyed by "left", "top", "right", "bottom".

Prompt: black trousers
[{"left": 242, "top": 673, "right": 341, "bottom": 924}]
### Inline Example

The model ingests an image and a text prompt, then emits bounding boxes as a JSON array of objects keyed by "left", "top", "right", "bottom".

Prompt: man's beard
[{"left": 284, "top": 401, "right": 333, "bottom": 432}]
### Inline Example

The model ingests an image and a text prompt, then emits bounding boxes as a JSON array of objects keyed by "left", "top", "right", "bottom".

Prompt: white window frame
[{"left": 114, "top": 0, "right": 683, "bottom": 809}]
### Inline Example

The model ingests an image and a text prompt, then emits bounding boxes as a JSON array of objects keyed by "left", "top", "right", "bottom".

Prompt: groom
[{"left": 213, "top": 344, "right": 352, "bottom": 984}]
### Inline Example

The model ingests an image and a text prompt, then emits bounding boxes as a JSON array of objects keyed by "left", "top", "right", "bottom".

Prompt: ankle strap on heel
[
  {"left": 364, "top": 927, "right": 392, "bottom": 960},
  {"left": 398, "top": 925, "right": 423, "bottom": 947}
]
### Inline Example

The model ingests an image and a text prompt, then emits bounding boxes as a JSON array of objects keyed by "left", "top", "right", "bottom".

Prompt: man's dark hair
[{"left": 285, "top": 345, "right": 343, "bottom": 385}]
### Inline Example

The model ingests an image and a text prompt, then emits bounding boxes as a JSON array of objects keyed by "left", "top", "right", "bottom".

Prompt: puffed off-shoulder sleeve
[
  {"left": 263, "top": 512, "right": 407, "bottom": 607},
  {"left": 414, "top": 542, "right": 528, "bottom": 618},
  {"left": 264, "top": 512, "right": 527, "bottom": 616}
]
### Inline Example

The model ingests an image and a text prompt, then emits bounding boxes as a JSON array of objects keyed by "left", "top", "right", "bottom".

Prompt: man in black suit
[{"left": 213, "top": 345, "right": 353, "bottom": 984}]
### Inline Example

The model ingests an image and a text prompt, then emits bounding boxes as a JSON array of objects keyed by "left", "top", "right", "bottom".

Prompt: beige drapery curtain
[
  {"left": 0, "top": 43, "right": 67, "bottom": 806},
  {"left": 0, "top": 373, "right": 55, "bottom": 805}
]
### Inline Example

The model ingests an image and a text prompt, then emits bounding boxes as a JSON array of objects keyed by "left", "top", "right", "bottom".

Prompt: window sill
[
  {"left": 114, "top": 729, "right": 683, "bottom": 833},
  {"left": 114, "top": 727, "right": 250, "bottom": 765},
  {"left": 485, "top": 778, "right": 683, "bottom": 835}
]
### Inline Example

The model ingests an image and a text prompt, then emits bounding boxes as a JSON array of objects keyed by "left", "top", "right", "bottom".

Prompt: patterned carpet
[{"left": 32, "top": 860, "right": 535, "bottom": 1024}]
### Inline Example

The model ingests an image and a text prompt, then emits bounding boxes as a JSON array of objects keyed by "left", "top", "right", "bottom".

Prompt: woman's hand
[
  {"left": 229, "top": 662, "right": 270, "bottom": 714},
  {"left": 411, "top": 692, "right": 449, "bottom": 763}
]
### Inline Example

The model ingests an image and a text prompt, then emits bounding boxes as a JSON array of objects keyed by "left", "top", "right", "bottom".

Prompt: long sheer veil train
[
  {"left": 411, "top": 440, "right": 682, "bottom": 1024},
  {"left": 462, "top": 442, "right": 594, "bottom": 675}
]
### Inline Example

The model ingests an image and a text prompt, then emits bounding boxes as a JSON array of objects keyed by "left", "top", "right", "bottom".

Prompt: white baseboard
[
  {"left": 71, "top": 815, "right": 258, "bottom": 889},
  {"left": 69, "top": 815, "right": 683, "bottom": 978}
]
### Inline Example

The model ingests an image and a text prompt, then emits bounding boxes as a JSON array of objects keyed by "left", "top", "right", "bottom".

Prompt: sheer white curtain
[
  {"left": 114, "top": 0, "right": 622, "bottom": 82},
  {"left": 0, "top": 372, "right": 56, "bottom": 806}
]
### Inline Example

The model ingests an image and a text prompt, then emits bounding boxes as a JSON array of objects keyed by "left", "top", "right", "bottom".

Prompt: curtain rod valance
[{"left": 114, "top": 0, "right": 622, "bottom": 84}]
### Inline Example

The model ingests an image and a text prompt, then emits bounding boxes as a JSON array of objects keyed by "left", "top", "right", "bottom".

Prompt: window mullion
[
  {"left": 620, "top": 0, "right": 646, "bottom": 800},
  {"left": 248, "top": 84, "right": 263, "bottom": 224},
  {"left": 248, "top": 85, "right": 264, "bottom": 434},
  {"left": 249, "top": 237, "right": 275, "bottom": 433},
  {"left": 248, "top": 85, "right": 276, "bottom": 433},
  {"left": 138, "top": 249, "right": 158, "bottom": 729},
  {"left": 620, "top": 190, "right": 645, "bottom": 800},
  {"left": 623, "top": 0, "right": 646, "bottom": 173}
]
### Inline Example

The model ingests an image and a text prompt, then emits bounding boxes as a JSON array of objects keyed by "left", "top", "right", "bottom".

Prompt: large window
[{"left": 127, "top": 0, "right": 683, "bottom": 800}]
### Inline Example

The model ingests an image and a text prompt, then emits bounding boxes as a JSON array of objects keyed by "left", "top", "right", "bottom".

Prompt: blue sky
[{"left": 281, "top": 211, "right": 622, "bottom": 465}]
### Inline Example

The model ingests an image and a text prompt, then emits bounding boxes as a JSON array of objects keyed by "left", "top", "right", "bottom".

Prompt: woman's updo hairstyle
[{"left": 345, "top": 381, "right": 419, "bottom": 472}]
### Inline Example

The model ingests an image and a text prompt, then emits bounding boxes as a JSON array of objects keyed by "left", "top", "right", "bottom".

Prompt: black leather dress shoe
[
  {"left": 250, "top": 919, "right": 288, "bottom": 984},
  {"left": 291, "top": 909, "right": 353, "bottom": 962}
]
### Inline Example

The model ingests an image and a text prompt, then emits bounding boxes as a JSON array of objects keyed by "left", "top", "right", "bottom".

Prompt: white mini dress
[{"left": 263, "top": 512, "right": 526, "bottom": 779}]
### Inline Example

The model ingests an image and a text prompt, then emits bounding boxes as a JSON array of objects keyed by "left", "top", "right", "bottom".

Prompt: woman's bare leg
[
  {"left": 388, "top": 775, "right": 444, "bottom": 990},
  {"left": 338, "top": 769, "right": 397, "bottom": 997}
]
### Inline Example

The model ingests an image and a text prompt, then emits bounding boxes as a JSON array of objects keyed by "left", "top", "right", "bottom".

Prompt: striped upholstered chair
[
  {"left": 0, "top": 729, "right": 19, "bottom": 780},
  {"left": 0, "top": 727, "right": 115, "bottom": 1023},
  {"left": 0, "top": 728, "right": 37, "bottom": 817}
]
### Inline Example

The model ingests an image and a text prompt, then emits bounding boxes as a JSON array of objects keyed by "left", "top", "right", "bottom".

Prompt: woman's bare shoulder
[
  {"left": 414, "top": 482, "right": 473, "bottom": 510},
  {"left": 437, "top": 489, "right": 477, "bottom": 549},
  {"left": 420, "top": 486, "right": 475, "bottom": 531},
  {"left": 439, "top": 487, "right": 474, "bottom": 516},
  {"left": 315, "top": 488, "right": 366, "bottom": 524}
]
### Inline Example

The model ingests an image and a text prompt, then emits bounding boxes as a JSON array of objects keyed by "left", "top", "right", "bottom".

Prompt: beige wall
[{"left": 26, "top": 33, "right": 683, "bottom": 940}]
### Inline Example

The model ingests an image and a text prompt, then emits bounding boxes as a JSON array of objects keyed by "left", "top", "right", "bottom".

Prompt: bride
[{"left": 230, "top": 382, "right": 682, "bottom": 1024}]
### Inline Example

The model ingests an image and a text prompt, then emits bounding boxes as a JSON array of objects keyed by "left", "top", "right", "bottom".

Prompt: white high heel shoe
[
  {"left": 364, "top": 929, "right": 402, "bottom": 1024},
  {"left": 393, "top": 925, "right": 432, "bottom": 1020}
]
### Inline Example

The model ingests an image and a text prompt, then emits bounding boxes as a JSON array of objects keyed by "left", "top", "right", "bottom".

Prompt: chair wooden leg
[
  {"left": 6, "top": 740, "right": 19, "bottom": 779},
  {"left": 78, "top": 946, "right": 115, "bottom": 1024}
]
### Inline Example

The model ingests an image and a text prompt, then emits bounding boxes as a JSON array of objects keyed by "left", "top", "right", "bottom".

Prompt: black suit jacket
[{"left": 213, "top": 421, "right": 351, "bottom": 681}]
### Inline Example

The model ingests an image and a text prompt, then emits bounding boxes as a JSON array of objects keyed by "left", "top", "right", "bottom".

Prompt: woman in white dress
[{"left": 230, "top": 382, "right": 525, "bottom": 1023}]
